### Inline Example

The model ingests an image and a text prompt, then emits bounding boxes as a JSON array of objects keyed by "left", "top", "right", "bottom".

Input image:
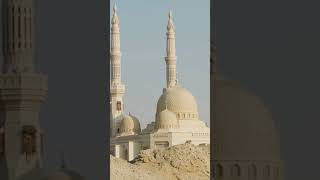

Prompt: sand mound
[{"left": 110, "top": 143, "right": 210, "bottom": 180}]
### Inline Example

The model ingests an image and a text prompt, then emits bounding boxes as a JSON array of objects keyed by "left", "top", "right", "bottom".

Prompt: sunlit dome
[
  {"left": 155, "top": 109, "right": 179, "bottom": 130},
  {"left": 156, "top": 86, "right": 199, "bottom": 120}
]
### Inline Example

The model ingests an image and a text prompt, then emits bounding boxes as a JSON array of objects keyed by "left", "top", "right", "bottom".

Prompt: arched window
[
  {"left": 116, "top": 101, "right": 122, "bottom": 111},
  {"left": 117, "top": 128, "right": 120, "bottom": 134},
  {"left": 275, "top": 167, "right": 280, "bottom": 178},
  {"left": 231, "top": 164, "right": 241, "bottom": 177},
  {"left": 248, "top": 164, "right": 257, "bottom": 179},
  {"left": 215, "top": 164, "right": 223, "bottom": 178},
  {"left": 263, "top": 165, "right": 271, "bottom": 178}
]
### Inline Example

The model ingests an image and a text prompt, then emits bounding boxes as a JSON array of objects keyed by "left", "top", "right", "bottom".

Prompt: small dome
[
  {"left": 119, "top": 115, "right": 135, "bottom": 134},
  {"left": 129, "top": 113, "right": 141, "bottom": 133},
  {"left": 155, "top": 109, "right": 179, "bottom": 129},
  {"left": 156, "top": 86, "right": 198, "bottom": 120}
]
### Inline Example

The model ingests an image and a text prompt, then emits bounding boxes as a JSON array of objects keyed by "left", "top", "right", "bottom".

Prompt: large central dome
[
  {"left": 212, "top": 78, "right": 281, "bottom": 161},
  {"left": 156, "top": 86, "right": 199, "bottom": 120}
]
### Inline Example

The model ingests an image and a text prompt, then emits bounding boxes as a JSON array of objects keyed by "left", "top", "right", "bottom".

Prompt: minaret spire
[
  {"left": 110, "top": 3, "right": 125, "bottom": 137},
  {"left": 113, "top": 3, "right": 117, "bottom": 13},
  {"left": 165, "top": 9, "right": 177, "bottom": 88}
]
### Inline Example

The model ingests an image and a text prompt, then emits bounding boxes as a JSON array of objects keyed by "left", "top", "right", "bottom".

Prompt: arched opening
[
  {"left": 231, "top": 164, "right": 241, "bottom": 177},
  {"left": 275, "top": 167, "right": 280, "bottom": 179},
  {"left": 263, "top": 165, "right": 271, "bottom": 178},
  {"left": 248, "top": 164, "right": 257, "bottom": 179},
  {"left": 116, "top": 101, "right": 122, "bottom": 111},
  {"left": 215, "top": 164, "right": 223, "bottom": 178}
]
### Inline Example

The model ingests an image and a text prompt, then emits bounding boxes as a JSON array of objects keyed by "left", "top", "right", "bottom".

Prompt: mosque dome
[
  {"left": 119, "top": 114, "right": 141, "bottom": 135},
  {"left": 128, "top": 113, "right": 141, "bottom": 133},
  {"left": 119, "top": 115, "right": 135, "bottom": 134},
  {"left": 212, "top": 79, "right": 281, "bottom": 162},
  {"left": 155, "top": 109, "right": 179, "bottom": 129},
  {"left": 156, "top": 86, "right": 199, "bottom": 120}
]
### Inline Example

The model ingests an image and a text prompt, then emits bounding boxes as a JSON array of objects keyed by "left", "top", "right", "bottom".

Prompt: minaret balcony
[
  {"left": 110, "top": 84, "right": 125, "bottom": 95},
  {"left": 0, "top": 73, "right": 48, "bottom": 102}
]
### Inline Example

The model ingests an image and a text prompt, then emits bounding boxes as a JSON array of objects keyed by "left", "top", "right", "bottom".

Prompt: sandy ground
[{"left": 110, "top": 143, "right": 210, "bottom": 180}]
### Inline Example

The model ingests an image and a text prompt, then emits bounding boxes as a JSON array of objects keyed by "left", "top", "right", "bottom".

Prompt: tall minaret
[
  {"left": 165, "top": 10, "right": 177, "bottom": 88},
  {"left": 110, "top": 4, "right": 125, "bottom": 137},
  {"left": 0, "top": 0, "right": 47, "bottom": 179},
  {"left": 2, "top": 0, "right": 35, "bottom": 73}
]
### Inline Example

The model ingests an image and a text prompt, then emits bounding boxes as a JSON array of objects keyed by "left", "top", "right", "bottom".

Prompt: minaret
[
  {"left": 165, "top": 10, "right": 177, "bottom": 88},
  {"left": 2, "top": 0, "right": 35, "bottom": 73},
  {"left": 0, "top": 0, "right": 47, "bottom": 179},
  {"left": 110, "top": 4, "right": 125, "bottom": 137}
]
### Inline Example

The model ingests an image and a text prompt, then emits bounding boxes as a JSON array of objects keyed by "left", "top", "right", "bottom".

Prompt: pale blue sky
[{"left": 110, "top": 0, "right": 210, "bottom": 127}]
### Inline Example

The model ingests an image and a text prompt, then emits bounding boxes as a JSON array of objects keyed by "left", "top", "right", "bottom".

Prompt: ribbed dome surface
[
  {"left": 212, "top": 79, "right": 281, "bottom": 161},
  {"left": 119, "top": 115, "right": 135, "bottom": 133},
  {"left": 155, "top": 109, "right": 179, "bottom": 129},
  {"left": 156, "top": 86, "right": 198, "bottom": 119},
  {"left": 118, "top": 114, "right": 141, "bottom": 135},
  {"left": 129, "top": 113, "right": 141, "bottom": 133}
]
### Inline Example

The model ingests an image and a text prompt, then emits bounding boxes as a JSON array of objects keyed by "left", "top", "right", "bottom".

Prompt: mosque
[
  {"left": 109, "top": 5, "right": 210, "bottom": 161},
  {"left": 0, "top": 0, "right": 283, "bottom": 180}
]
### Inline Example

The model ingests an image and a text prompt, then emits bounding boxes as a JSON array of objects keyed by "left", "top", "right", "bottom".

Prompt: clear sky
[{"left": 110, "top": 0, "right": 210, "bottom": 127}]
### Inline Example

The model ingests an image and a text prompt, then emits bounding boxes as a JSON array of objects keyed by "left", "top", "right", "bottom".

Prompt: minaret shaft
[
  {"left": 0, "top": 1, "right": 48, "bottom": 180},
  {"left": 110, "top": 5, "right": 125, "bottom": 137},
  {"left": 2, "top": 0, "right": 35, "bottom": 74},
  {"left": 165, "top": 11, "right": 177, "bottom": 88}
]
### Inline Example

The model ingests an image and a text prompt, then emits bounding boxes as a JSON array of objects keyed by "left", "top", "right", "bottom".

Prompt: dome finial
[
  {"left": 169, "top": 9, "right": 172, "bottom": 19},
  {"left": 113, "top": 3, "right": 117, "bottom": 13}
]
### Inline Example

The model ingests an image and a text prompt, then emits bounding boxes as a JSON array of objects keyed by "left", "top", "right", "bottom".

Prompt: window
[
  {"left": 215, "top": 164, "right": 223, "bottom": 178},
  {"left": 248, "top": 164, "right": 257, "bottom": 179},
  {"left": 263, "top": 165, "right": 271, "bottom": 177},
  {"left": 116, "top": 101, "right": 122, "bottom": 111},
  {"left": 22, "top": 126, "right": 37, "bottom": 160},
  {"left": 231, "top": 164, "right": 241, "bottom": 177}
]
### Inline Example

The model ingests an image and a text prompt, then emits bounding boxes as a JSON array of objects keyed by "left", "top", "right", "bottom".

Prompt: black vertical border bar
[
  {"left": 106, "top": 0, "right": 111, "bottom": 179},
  {"left": 210, "top": 0, "right": 215, "bottom": 179}
]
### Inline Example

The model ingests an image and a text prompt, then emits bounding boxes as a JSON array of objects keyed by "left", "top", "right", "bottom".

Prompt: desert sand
[{"left": 110, "top": 142, "right": 210, "bottom": 180}]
